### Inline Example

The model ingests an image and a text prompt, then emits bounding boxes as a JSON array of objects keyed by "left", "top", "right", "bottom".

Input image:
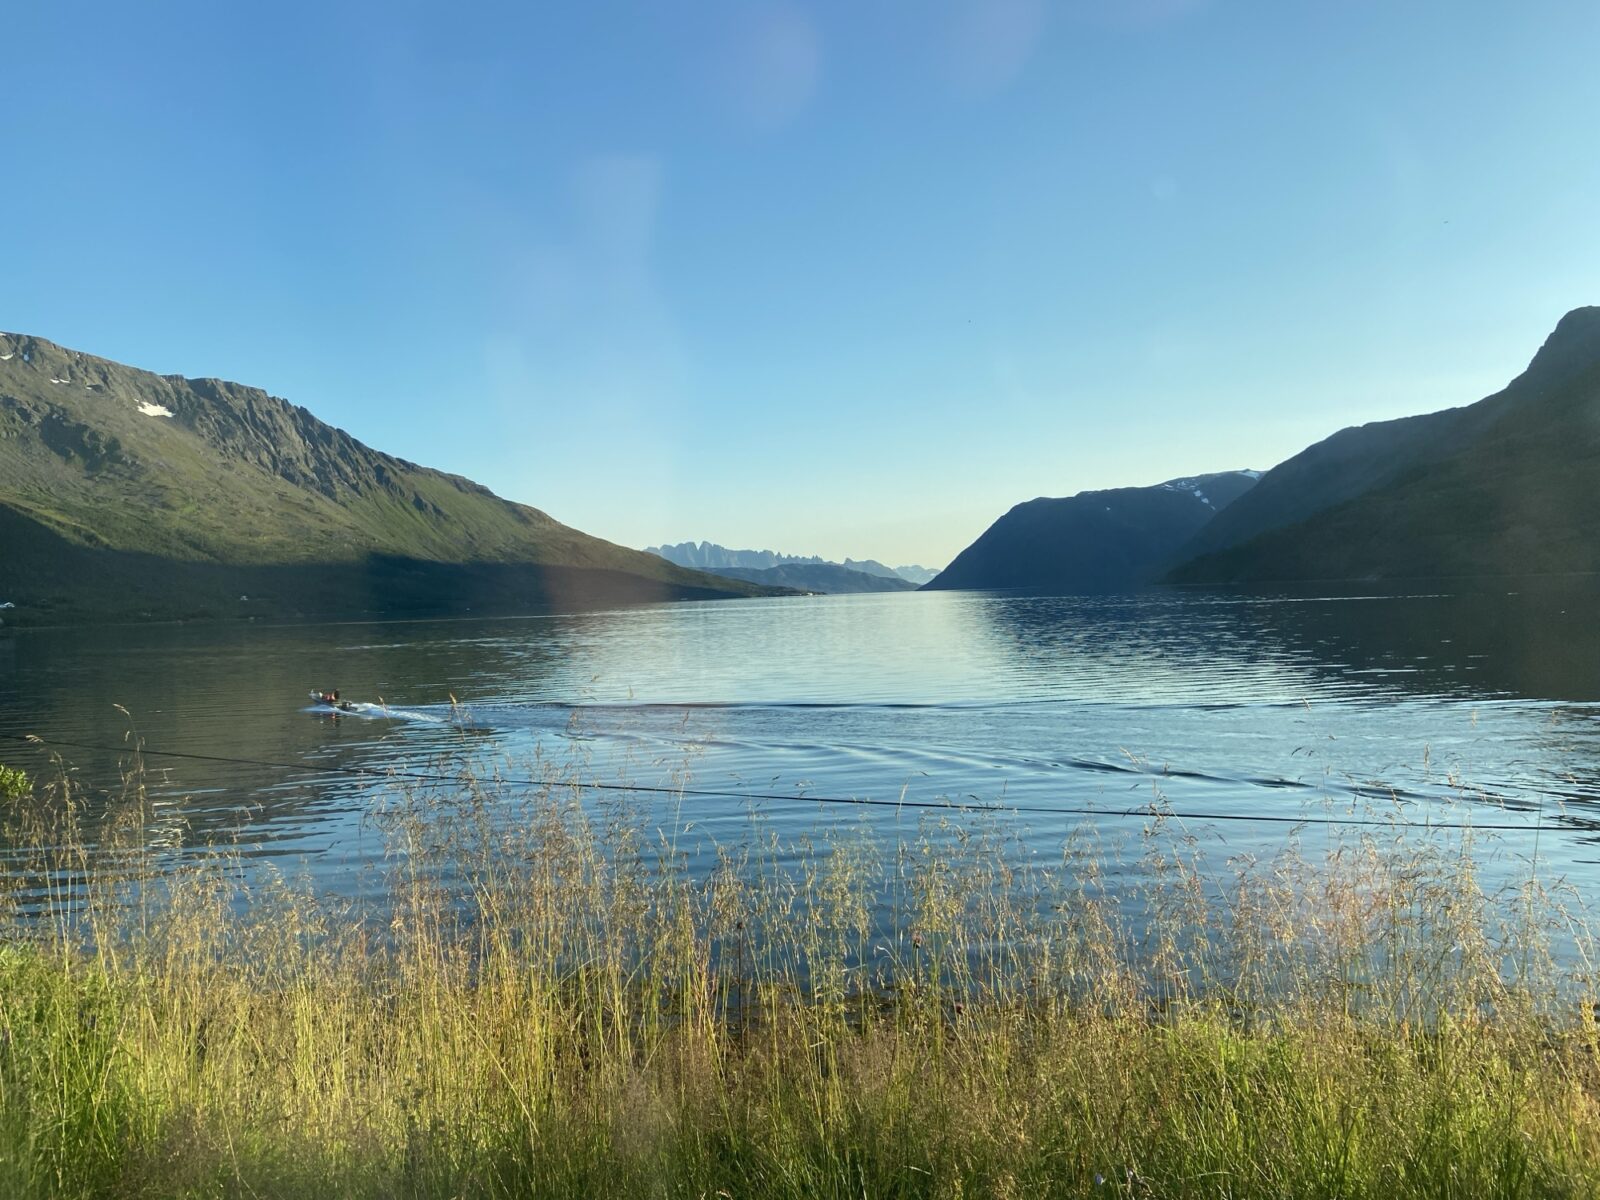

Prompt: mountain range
[
  {"left": 1169, "top": 306, "right": 1600, "bottom": 583},
  {"left": 889, "top": 564, "right": 941, "bottom": 586},
  {"left": 925, "top": 471, "right": 1261, "bottom": 593},
  {"left": 0, "top": 333, "right": 769, "bottom": 624},
  {"left": 930, "top": 306, "right": 1600, "bottom": 593},
  {"left": 646, "top": 541, "right": 937, "bottom": 592},
  {"left": 8, "top": 306, "right": 1595, "bottom": 624}
]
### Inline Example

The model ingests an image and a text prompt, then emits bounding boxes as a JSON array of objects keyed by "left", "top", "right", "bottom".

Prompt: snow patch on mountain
[{"left": 1158, "top": 469, "right": 1262, "bottom": 510}]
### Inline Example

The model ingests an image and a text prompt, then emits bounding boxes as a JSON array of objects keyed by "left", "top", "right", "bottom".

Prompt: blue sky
[{"left": 3, "top": 1, "right": 1596, "bottom": 566}]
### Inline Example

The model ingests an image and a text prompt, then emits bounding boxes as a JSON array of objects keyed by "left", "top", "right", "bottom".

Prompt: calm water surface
[{"left": 4, "top": 586, "right": 1600, "bottom": 904}]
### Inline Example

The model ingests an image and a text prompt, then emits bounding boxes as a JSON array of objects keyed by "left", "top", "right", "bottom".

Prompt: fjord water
[{"left": 3, "top": 586, "right": 1600, "bottom": 903}]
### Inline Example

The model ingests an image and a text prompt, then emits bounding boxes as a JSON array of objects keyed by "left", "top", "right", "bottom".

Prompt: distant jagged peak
[
  {"left": 646, "top": 539, "right": 935, "bottom": 584},
  {"left": 644, "top": 541, "right": 819, "bottom": 570},
  {"left": 893, "top": 564, "right": 943, "bottom": 585}
]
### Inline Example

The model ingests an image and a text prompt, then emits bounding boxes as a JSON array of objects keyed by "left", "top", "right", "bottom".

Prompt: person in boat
[{"left": 317, "top": 690, "right": 340, "bottom": 706}]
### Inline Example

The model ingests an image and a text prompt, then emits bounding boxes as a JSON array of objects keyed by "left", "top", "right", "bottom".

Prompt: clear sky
[{"left": 3, "top": 1, "right": 1596, "bottom": 567}]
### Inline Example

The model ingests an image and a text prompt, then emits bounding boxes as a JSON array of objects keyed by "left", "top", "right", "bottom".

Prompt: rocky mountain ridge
[{"left": 0, "top": 332, "right": 765, "bottom": 622}]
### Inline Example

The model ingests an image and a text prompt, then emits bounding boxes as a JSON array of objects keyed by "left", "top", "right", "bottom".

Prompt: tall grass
[{"left": 1, "top": 748, "right": 1598, "bottom": 1198}]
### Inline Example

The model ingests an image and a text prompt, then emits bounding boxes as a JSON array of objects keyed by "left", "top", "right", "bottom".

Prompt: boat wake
[{"left": 305, "top": 694, "right": 455, "bottom": 724}]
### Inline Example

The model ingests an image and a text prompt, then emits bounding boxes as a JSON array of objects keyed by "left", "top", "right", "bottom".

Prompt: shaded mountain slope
[
  {"left": 1177, "top": 404, "right": 1508, "bottom": 562},
  {"left": 1171, "top": 307, "right": 1600, "bottom": 583},
  {"left": 0, "top": 332, "right": 764, "bottom": 621},
  {"left": 926, "top": 471, "right": 1259, "bottom": 593},
  {"left": 702, "top": 563, "right": 917, "bottom": 594}
]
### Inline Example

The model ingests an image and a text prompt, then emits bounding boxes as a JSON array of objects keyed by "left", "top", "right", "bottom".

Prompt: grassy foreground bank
[{"left": 2, "top": 757, "right": 1600, "bottom": 1198}]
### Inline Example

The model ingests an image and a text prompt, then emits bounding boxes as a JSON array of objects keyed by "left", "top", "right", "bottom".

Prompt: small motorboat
[{"left": 309, "top": 690, "right": 357, "bottom": 713}]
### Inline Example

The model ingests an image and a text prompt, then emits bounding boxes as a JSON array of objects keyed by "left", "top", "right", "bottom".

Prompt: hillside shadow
[{"left": 0, "top": 503, "right": 745, "bottom": 624}]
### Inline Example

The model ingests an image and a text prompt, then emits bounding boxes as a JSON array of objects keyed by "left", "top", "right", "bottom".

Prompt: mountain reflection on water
[{"left": 2, "top": 583, "right": 1600, "bottom": 910}]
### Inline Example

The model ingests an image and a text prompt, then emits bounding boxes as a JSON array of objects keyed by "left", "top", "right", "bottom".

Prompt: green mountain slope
[
  {"left": 0, "top": 333, "right": 765, "bottom": 622},
  {"left": 1170, "top": 307, "right": 1600, "bottom": 583},
  {"left": 925, "top": 471, "right": 1260, "bottom": 593}
]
